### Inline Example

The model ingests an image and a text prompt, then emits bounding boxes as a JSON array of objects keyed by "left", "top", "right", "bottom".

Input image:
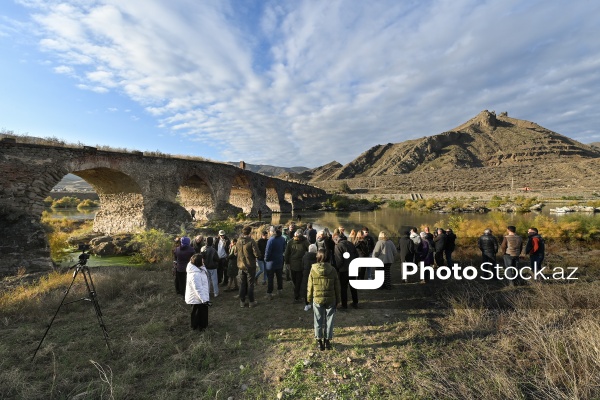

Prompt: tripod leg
[
  {"left": 32, "top": 268, "right": 80, "bottom": 362},
  {"left": 81, "top": 268, "right": 113, "bottom": 355}
]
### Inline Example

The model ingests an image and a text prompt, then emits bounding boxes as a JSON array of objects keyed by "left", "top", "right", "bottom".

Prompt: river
[{"left": 51, "top": 205, "right": 598, "bottom": 235}]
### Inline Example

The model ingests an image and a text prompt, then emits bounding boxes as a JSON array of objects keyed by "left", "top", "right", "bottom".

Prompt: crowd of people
[{"left": 173, "top": 221, "right": 545, "bottom": 349}]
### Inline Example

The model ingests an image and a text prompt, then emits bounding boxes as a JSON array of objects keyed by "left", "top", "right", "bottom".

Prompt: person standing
[
  {"left": 192, "top": 235, "right": 204, "bottom": 254},
  {"left": 419, "top": 232, "right": 434, "bottom": 267},
  {"left": 409, "top": 227, "right": 422, "bottom": 262},
  {"left": 445, "top": 228, "right": 457, "bottom": 267},
  {"left": 333, "top": 233, "right": 359, "bottom": 309},
  {"left": 424, "top": 227, "right": 434, "bottom": 242},
  {"left": 264, "top": 227, "right": 286, "bottom": 299},
  {"left": 190, "top": 208, "right": 196, "bottom": 220},
  {"left": 373, "top": 231, "right": 398, "bottom": 290},
  {"left": 237, "top": 226, "right": 261, "bottom": 308},
  {"left": 214, "top": 230, "right": 230, "bottom": 286},
  {"left": 255, "top": 230, "right": 269, "bottom": 285},
  {"left": 307, "top": 249, "right": 341, "bottom": 351},
  {"left": 433, "top": 228, "right": 447, "bottom": 267},
  {"left": 478, "top": 228, "right": 499, "bottom": 265},
  {"left": 301, "top": 244, "right": 318, "bottom": 311},
  {"left": 525, "top": 227, "right": 545, "bottom": 269},
  {"left": 226, "top": 239, "right": 239, "bottom": 292},
  {"left": 500, "top": 226, "right": 523, "bottom": 286},
  {"left": 398, "top": 229, "right": 416, "bottom": 264},
  {"left": 185, "top": 254, "right": 211, "bottom": 331},
  {"left": 202, "top": 237, "right": 220, "bottom": 297},
  {"left": 305, "top": 223, "right": 317, "bottom": 245},
  {"left": 285, "top": 229, "right": 310, "bottom": 302},
  {"left": 362, "top": 227, "right": 376, "bottom": 279},
  {"left": 175, "top": 236, "right": 195, "bottom": 296}
]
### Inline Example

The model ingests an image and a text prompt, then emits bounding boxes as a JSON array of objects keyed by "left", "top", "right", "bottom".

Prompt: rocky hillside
[{"left": 303, "top": 110, "right": 600, "bottom": 183}]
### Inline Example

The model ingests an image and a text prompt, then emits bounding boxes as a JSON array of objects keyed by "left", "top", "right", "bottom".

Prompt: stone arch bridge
[{"left": 0, "top": 139, "right": 326, "bottom": 275}]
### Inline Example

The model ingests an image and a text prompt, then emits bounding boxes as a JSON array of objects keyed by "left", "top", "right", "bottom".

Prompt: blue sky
[{"left": 1, "top": 0, "right": 599, "bottom": 168}]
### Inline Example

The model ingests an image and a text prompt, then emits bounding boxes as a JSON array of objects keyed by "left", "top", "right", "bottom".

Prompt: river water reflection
[
  {"left": 51, "top": 206, "right": 598, "bottom": 237},
  {"left": 268, "top": 207, "right": 599, "bottom": 237}
]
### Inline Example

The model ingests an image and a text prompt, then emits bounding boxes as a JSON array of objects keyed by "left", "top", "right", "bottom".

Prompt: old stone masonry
[{"left": 0, "top": 138, "right": 325, "bottom": 276}]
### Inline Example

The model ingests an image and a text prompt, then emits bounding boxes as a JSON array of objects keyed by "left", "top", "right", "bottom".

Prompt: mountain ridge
[{"left": 301, "top": 110, "right": 600, "bottom": 182}]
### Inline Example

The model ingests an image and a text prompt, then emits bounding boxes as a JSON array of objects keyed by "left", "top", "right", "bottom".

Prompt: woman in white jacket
[{"left": 185, "top": 254, "right": 211, "bottom": 330}]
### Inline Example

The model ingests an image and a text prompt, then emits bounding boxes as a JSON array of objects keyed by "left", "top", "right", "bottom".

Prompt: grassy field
[{"left": 2, "top": 247, "right": 600, "bottom": 399}]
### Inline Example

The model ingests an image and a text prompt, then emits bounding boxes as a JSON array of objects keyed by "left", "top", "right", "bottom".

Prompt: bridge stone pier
[{"left": 0, "top": 139, "right": 326, "bottom": 276}]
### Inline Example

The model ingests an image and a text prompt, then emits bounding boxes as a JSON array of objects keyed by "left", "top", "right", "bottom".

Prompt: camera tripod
[{"left": 32, "top": 251, "right": 112, "bottom": 361}]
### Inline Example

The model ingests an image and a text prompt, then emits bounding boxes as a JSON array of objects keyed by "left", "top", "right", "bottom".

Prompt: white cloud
[
  {"left": 13, "top": 0, "right": 600, "bottom": 166},
  {"left": 53, "top": 65, "right": 73, "bottom": 74}
]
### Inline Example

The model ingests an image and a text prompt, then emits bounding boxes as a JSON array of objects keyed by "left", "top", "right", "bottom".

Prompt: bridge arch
[
  {"left": 228, "top": 173, "right": 253, "bottom": 214},
  {"left": 178, "top": 174, "right": 215, "bottom": 221},
  {"left": 72, "top": 167, "right": 145, "bottom": 234}
]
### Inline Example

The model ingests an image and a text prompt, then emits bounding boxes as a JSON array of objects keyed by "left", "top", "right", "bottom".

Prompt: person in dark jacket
[
  {"left": 301, "top": 244, "right": 318, "bottom": 311},
  {"left": 525, "top": 227, "right": 545, "bottom": 269},
  {"left": 333, "top": 234, "right": 359, "bottom": 309},
  {"left": 478, "top": 229, "right": 498, "bottom": 265},
  {"left": 445, "top": 228, "right": 457, "bottom": 267},
  {"left": 264, "top": 227, "right": 286, "bottom": 300},
  {"left": 226, "top": 239, "right": 239, "bottom": 292},
  {"left": 397, "top": 230, "right": 416, "bottom": 264},
  {"left": 285, "top": 229, "right": 310, "bottom": 302},
  {"left": 175, "top": 236, "right": 195, "bottom": 295},
  {"left": 201, "top": 237, "right": 220, "bottom": 296},
  {"left": 255, "top": 230, "right": 269, "bottom": 285},
  {"left": 305, "top": 223, "right": 317, "bottom": 245},
  {"left": 236, "top": 226, "right": 261, "bottom": 308},
  {"left": 214, "top": 230, "right": 231, "bottom": 286},
  {"left": 433, "top": 228, "right": 447, "bottom": 267}
]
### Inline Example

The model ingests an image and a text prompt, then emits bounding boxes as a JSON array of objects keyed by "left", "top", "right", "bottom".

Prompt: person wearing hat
[
  {"left": 174, "top": 236, "right": 195, "bottom": 296},
  {"left": 284, "top": 229, "right": 310, "bottom": 302},
  {"left": 213, "top": 230, "right": 230, "bottom": 286}
]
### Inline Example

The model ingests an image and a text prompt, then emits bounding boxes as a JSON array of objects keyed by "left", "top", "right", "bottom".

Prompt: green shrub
[
  {"left": 43, "top": 196, "right": 54, "bottom": 208},
  {"left": 130, "top": 229, "right": 173, "bottom": 264},
  {"left": 387, "top": 200, "right": 406, "bottom": 208},
  {"left": 51, "top": 196, "right": 80, "bottom": 209},
  {"left": 77, "top": 199, "right": 99, "bottom": 209}
]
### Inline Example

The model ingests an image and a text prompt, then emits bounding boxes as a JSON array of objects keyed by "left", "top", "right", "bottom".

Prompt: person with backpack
[
  {"left": 525, "top": 227, "right": 545, "bottom": 269},
  {"left": 333, "top": 233, "right": 359, "bottom": 309}
]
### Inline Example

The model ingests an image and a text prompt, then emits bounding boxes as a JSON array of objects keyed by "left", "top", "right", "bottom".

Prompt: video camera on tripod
[
  {"left": 32, "top": 242, "right": 112, "bottom": 361},
  {"left": 77, "top": 243, "right": 91, "bottom": 265}
]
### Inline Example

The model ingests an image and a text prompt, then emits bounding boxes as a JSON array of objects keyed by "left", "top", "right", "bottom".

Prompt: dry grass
[{"left": 1, "top": 246, "right": 600, "bottom": 399}]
